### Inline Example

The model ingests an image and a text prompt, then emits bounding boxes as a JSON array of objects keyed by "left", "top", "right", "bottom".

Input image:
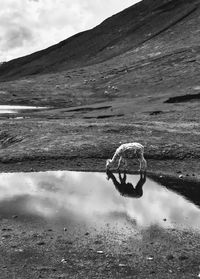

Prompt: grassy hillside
[{"left": 0, "top": 0, "right": 199, "bottom": 81}]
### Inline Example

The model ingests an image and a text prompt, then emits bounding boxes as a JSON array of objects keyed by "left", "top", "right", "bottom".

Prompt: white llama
[{"left": 106, "top": 142, "right": 147, "bottom": 172}]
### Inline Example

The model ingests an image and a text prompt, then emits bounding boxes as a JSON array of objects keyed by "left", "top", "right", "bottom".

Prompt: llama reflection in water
[{"left": 106, "top": 169, "right": 146, "bottom": 198}]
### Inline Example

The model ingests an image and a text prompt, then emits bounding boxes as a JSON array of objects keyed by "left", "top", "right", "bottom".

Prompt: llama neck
[{"left": 111, "top": 152, "right": 120, "bottom": 164}]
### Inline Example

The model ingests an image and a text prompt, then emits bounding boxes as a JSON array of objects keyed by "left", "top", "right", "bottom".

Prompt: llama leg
[
  {"left": 135, "top": 150, "right": 142, "bottom": 172},
  {"left": 117, "top": 157, "right": 127, "bottom": 170},
  {"left": 123, "top": 158, "right": 128, "bottom": 171},
  {"left": 142, "top": 157, "right": 147, "bottom": 172},
  {"left": 119, "top": 158, "right": 127, "bottom": 171},
  {"left": 117, "top": 156, "right": 123, "bottom": 170},
  {"left": 139, "top": 157, "right": 147, "bottom": 173},
  {"left": 139, "top": 147, "right": 147, "bottom": 171},
  {"left": 138, "top": 158, "right": 142, "bottom": 172}
]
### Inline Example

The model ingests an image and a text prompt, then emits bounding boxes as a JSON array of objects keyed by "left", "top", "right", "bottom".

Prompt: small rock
[
  {"left": 179, "top": 255, "right": 188, "bottom": 261},
  {"left": 2, "top": 234, "right": 11, "bottom": 239},
  {"left": 85, "top": 232, "right": 89, "bottom": 236},
  {"left": 58, "top": 275, "right": 67, "bottom": 279},
  {"left": 179, "top": 175, "right": 183, "bottom": 179},
  {"left": 166, "top": 254, "right": 174, "bottom": 261},
  {"left": 37, "top": 266, "right": 56, "bottom": 272},
  {"left": 32, "top": 233, "right": 39, "bottom": 238},
  {"left": 97, "top": 251, "right": 104, "bottom": 254},
  {"left": 2, "top": 228, "right": 12, "bottom": 231},
  {"left": 63, "top": 227, "right": 67, "bottom": 232},
  {"left": 14, "top": 248, "right": 23, "bottom": 252},
  {"left": 94, "top": 240, "right": 102, "bottom": 245},
  {"left": 146, "top": 256, "right": 153, "bottom": 261},
  {"left": 12, "top": 215, "right": 18, "bottom": 219},
  {"left": 61, "top": 258, "right": 67, "bottom": 264},
  {"left": 65, "top": 241, "right": 73, "bottom": 245},
  {"left": 37, "top": 241, "right": 45, "bottom": 246},
  {"left": 119, "top": 263, "right": 126, "bottom": 267}
]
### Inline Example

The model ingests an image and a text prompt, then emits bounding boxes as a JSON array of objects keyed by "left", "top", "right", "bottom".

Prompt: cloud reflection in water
[{"left": 0, "top": 171, "right": 199, "bottom": 230}]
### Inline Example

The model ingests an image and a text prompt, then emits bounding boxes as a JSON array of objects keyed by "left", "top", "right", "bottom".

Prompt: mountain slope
[{"left": 0, "top": 0, "right": 199, "bottom": 81}]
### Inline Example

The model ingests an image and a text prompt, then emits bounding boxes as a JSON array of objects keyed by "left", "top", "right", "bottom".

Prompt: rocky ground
[{"left": 0, "top": 214, "right": 200, "bottom": 279}]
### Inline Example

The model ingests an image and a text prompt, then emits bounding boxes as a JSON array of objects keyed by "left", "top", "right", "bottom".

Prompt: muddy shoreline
[{"left": 0, "top": 157, "right": 199, "bottom": 181}]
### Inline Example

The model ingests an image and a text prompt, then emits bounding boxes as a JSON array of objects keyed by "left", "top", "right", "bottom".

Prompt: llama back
[{"left": 117, "top": 143, "right": 143, "bottom": 152}]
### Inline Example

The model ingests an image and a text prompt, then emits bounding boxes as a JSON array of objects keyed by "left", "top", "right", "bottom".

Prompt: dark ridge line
[
  {"left": 65, "top": 105, "right": 112, "bottom": 112},
  {"left": 83, "top": 114, "right": 124, "bottom": 119},
  {"left": 164, "top": 93, "right": 200, "bottom": 103},
  {"left": 153, "top": 0, "right": 177, "bottom": 12}
]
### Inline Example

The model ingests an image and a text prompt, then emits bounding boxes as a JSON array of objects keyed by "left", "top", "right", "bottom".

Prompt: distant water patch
[{"left": 0, "top": 105, "right": 46, "bottom": 114}]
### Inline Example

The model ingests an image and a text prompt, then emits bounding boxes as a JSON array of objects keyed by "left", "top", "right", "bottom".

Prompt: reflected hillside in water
[
  {"left": 0, "top": 171, "right": 199, "bottom": 231},
  {"left": 149, "top": 174, "right": 200, "bottom": 208}
]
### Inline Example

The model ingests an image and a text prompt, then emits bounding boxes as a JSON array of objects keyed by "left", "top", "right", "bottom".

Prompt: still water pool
[
  {"left": 0, "top": 170, "right": 199, "bottom": 231},
  {"left": 0, "top": 105, "right": 46, "bottom": 114}
]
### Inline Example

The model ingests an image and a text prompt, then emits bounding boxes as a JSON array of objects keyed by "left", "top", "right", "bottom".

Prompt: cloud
[
  {"left": 0, "top": 0, "right": 141, "bottom": 61},
  {"left": 1, "top": 26, "right": 33, "bottom": 50}
]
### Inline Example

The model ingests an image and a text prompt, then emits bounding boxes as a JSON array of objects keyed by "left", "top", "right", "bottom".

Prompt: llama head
[{"left": 106, "top": 159, "right": 112, "bottom": 169}]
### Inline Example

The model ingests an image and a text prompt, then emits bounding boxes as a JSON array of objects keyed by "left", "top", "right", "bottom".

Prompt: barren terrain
[{"left": 0, "top": 0, "right": 199, "bottom": 278}]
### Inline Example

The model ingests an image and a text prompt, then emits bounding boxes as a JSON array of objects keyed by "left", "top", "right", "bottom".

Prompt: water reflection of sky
[{"left": 0, "top": 171, "right": 199, "bottom": 230}]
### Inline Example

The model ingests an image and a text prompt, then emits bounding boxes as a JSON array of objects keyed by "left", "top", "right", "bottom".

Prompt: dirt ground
[{"left": 0, "top": 209, "right": 200, "bottom": 279}]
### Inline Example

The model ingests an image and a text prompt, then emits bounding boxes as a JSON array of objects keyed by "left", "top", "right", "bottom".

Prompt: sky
[{"left": 0, "top": 0, "right": 141, "bottom": 62}]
